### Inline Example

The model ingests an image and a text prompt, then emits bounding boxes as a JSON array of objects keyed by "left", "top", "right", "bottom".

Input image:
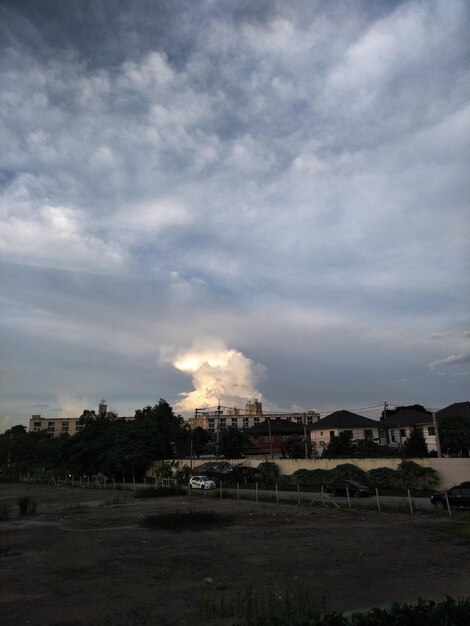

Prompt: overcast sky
[{"left": 1, "top": 0, "right": 469, "bottom": 431}]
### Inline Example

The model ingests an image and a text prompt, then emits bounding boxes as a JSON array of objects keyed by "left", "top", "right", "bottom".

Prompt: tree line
[{"left": 0, "top": 399, "right": 468, "bottom": 481}]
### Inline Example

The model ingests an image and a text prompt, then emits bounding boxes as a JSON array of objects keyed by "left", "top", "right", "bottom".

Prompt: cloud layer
[{"left": 0, "top": 0, "right": 469, "bottom": 428}]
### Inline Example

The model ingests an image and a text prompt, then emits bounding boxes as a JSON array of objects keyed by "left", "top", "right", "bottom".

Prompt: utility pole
[
  {"left": 267, "top": 416, "right": 273, "bottom": 460},
  {"left": 432, "top": 412, "right": 442, "bottom": 458},
  {"left": 303, "top": 413, "right": 309, "bottom": 459},
  {"left": 383, "top": 401, "right": 388, "bottom": 421}
]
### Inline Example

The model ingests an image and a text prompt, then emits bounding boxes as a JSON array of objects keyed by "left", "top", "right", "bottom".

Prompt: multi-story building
[
  {"left": 188, "top": 400, "right": 320, "bottom": 433},
  {"left": 28, "top": 400, "right": 124, "bottom": 437}
]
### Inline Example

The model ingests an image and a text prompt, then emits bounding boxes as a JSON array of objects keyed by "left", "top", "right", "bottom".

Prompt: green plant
[
  {"left": 140, "top": 510, "right": 233, "bottom": 532},
  {"left": 263, "top": 596, "right": 470, "bottom": 625},
  {"left": 397, "top": 460, "right": 438, "bottom": 490},
  {"left": 18, "top": 495, "right": 37, "bottom": 516},
  {"left": 200, "top": 582, "right": 329, "bottom": 625},
  {"left": 134, "top": 486, "right": 184, "bottom": 498}
]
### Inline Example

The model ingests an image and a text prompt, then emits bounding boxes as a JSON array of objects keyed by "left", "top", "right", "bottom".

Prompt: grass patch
[
  {"left": 140, "top": 509, "right": 233, "bottom": 532},
  {"left": 435, "top": 521, "right": 470, "bottom": 545},
  {"left": 134, "top": 486, "right": 184, "bottom": 499},
  {"left": 200, "top": 582, "right": 329, "bottom": 625},
  {"left": 18, "top": 495, "right": 37, "bottom": 516}
]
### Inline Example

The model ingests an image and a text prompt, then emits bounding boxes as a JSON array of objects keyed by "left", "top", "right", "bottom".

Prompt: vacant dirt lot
[{"left": 1, "top": 483, "right": 469, "bottom": 625}]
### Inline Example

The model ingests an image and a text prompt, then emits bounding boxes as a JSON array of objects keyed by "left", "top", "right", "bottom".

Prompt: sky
[{"left": 1, "top": 0, "right": 469, "bottom": 431}]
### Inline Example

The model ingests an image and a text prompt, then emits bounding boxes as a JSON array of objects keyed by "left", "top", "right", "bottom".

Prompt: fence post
[
  {"left": 256, "top": 482, "right": 259, "bottom": 502},
  {"left": 375, "top": 487, "right": 381, "bottom": 512},
  {"left": 237, "top": 482, "right": 240, "bottom": 500},
  {"left": 346, "top": 487, "right": 351, "bottom": 509},
  {"left": 297, "top": 483, "right": 301, "bottom": 505},
  {"left": 445, "top": 491, "right": 452, "bottom": 518},
  {"left": 407, "top": 489, "right": 414, "bottom": 515},
  {"left": 188, "top": 482, "right": 191, "bottom": 496},
  {"left": 275, "top": 483, "right": 279, "bottom": 504},
  {"left": 220, "top": 481, "right": 223, "bottom": 499}
]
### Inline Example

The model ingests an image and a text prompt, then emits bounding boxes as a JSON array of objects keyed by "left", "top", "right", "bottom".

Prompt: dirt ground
[{"left": 1, "top": 483, "right": 469, "bottom": 626}]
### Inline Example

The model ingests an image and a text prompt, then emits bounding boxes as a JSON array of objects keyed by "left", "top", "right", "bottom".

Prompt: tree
[
  {"left": 438, "top": 415, "right": 470, "bottom": 457},
  {"left": 322, "top": 431, "right": 355, "bottom": 458},
  {"left": 218, "top": 427, "right": 248, "bottom": 459},
  {"left": 403, "top": 427, "right": 428, "bottom": 458},
  {"left": 380, "top": 404, "right": 431, "bottom": 420},
  {"left": 355, "top": 438, "right": 397, "bottom": 458}
]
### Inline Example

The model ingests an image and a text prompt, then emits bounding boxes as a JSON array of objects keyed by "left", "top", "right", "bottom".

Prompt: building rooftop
[{"left": 310, "top": 410, "right": 378, "bottom": 430}]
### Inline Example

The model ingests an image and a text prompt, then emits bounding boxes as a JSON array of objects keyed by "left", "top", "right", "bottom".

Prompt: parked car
[
  {"left": 326, "top": 480, "right": 372, "bottom": 498},
  {"left": 430, "top": 482, "right": 470, "bottom": 510},
  {"left": 189, "top": 475, "right": 216, "bottom": 490}
]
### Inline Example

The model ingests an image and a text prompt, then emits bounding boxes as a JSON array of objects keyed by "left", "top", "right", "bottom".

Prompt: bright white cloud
[{"left": 169, "top": 341, "right": 266, "bottom": 413}]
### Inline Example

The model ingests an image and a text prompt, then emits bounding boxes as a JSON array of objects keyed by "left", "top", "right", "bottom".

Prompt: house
[
  {"left": 309, "top": 410, "right": 380, "bottom": 454},
  {"left": 379, "top": 409, "right": 436, "bottom": 451},
  {"left": 246, "top": 418, "right": 307, "bottom": 457}
]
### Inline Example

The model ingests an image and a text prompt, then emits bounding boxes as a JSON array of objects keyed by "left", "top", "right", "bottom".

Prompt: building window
[
  {"left": 254, "top": 417, "right": 260, "bottom": 425},
  {"left": 400, "top": 428, "right": 406, "bottom": 438},
  {"left": 243, "top": 417, "right": 249, "bottom": 428},
  {"left": 342, "top": 430, "right": 353, "bottom": 438},
  {"left": 34, "top": 421, "right": 41, "bottom": 427},
  {"left": 329, "top": 431, "right": 335, "bottom": 439},
  {"left": 364, "top": 429, "right": 373, "bottom": 439},
  {"left": 48, "top": 421, "right": 55, "bottom": 427},
  {"left": 231, "top": 418, "right": 238, "bottom": 427},
  {"left": 296, "top": 416, "right": 302, "bottom": 423},
  {"left": 306, "top": 415, "right": 313, "bottom": 424},
  {"left": 428, "top": 426, "right": 435, "bottom": 436},
  {"left": 390, "top": 429, "right": 396, "bottom": 442},
  {"left": 320, "top": 431, "right": 323, "bottom": 436},
  {"left": 208, "top": 419, "right": 215, "bottom": 429}
]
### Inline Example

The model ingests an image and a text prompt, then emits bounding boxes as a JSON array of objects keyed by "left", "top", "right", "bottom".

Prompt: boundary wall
[{"left": 188, "top": 457, "right": 470, "bottom": 489}]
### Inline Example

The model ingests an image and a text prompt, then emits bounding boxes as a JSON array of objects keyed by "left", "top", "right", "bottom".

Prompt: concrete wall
[{"left": 189, "top": 457, "right": 470, "bottom": 489}]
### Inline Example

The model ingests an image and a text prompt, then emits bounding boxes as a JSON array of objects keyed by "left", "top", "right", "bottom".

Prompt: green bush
[
  {"left": 18, "top": 495, "right": 37, "bottom": 516},
  {"left": 330, "top": 463, "right": 368, "bottom": 484},
  {"left": 268, "top": 596, "right": 470, "bottom": 626},
  {"left": 134, "top": 486, "right": 184, "bottom": 498},
  {"left": 367, "top": 467, "right": 398, "bottom": 489},
  {"left": 397, "top": 460, "right": 438, "bottom": 490}
]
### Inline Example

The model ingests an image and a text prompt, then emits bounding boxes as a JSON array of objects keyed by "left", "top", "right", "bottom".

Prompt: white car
[{"left": 189, "top": 475, "right": 216, "bottom": 490}]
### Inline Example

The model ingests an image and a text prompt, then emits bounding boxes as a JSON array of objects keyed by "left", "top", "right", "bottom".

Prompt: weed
[
  {"left": 140, "top": 509, "right": 233, "bottom": 532},
  {"left": 200, "top": 582, "right": 329, "bottom": 625},
  {"left": 18, "top": 495, "right": 37, "bottom": 516},
  {"left": 134, "top": 486, "right": 184, "bottom": 498}
]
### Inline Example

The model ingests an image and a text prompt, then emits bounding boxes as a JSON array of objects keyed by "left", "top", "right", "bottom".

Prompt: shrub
[
  {"left": 267, "top": 596, "right": 470, "bottom": 625},
  {"left": 140, "top": 510, "right": 233, "bottom": 532},
  {"left": 329, "top": 463, "right": 368, "bottom": 484},
  {"left": 397, "top": 460, "right": 438, "bottom": 490},
  {"left": 256, "top": 462, "right": 279, "bottom": 485},
  {"left": 18, "top": 495, "right": 37, "bottom": 516},
  {"left": 367, "top": 467, "right": 398, "bottom": 489},
  {"left": 134, "top": 486, "right": 184, "bottom": 499}
]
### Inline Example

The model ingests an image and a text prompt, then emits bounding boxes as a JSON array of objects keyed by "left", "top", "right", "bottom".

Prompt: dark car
[
  {"left": 430, "top": 482, "right": 470, "bottom": 510},
  {"left": 326, "top": 480, "right": 371, "bottom": 498}
]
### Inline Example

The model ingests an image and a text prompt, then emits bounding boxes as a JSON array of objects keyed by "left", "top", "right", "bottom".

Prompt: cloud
[
  {"left": 168, "top": 341, "right": 266, "bottom": 413},
  {"left": 428, "top": 354, "right": 470, "bottom": 369}
]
